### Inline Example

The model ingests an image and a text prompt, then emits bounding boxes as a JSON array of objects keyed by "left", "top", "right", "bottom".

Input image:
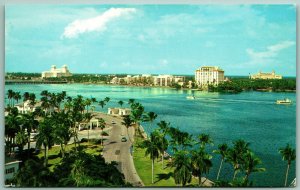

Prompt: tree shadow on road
[{"left": 155, "top": 172, "right": 173, "bottom": 183}]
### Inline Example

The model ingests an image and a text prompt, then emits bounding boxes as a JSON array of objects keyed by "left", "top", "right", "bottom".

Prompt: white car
[{"left": 111, "top": 121, "right": 116, "bottom": 124}]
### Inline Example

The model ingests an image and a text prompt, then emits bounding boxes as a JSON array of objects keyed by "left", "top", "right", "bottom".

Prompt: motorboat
[
  {"left": 186, "top": 95, "right": 196, "bottom": 100},
  {"left": 276, "top": 98, "right": 292, "bottom": 104}
]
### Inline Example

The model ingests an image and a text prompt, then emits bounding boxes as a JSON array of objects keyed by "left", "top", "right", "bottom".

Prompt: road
[{"left": 100, "top": 114, "right": 144, "bottom": 187}]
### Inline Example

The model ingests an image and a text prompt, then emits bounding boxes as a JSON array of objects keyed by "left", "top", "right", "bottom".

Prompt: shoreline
[{"left": 5, "top": 81, "right": 296, "bottom": 93}]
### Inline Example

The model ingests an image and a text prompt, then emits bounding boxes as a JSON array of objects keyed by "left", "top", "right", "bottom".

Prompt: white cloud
[
  {"left": 246, "top": 40, "right": 295, "bottom": 60},
  {"left": 99, "top": 62, "right": 108, "bottom": 68},
  {"left": 121, "top": 62, "right": 131, "bottom": 67},
  {"left": 159, "top": 59, "right": 169, "bottom": 66},
  {"left": 62, "top": 8, "right": 136, "bottom": 39}
]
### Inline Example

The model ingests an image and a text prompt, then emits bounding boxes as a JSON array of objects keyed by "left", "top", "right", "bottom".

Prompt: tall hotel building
[{"left": 195, "top": 66, "right": 225, "bottom": 87}]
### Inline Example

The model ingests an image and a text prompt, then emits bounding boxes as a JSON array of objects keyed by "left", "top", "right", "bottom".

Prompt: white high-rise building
[
  {"left": 42, "top": 65, "right": 72, "bottom": 78},
  {"left": 195, "top": 66, "right": 224, "bottom": 87}
]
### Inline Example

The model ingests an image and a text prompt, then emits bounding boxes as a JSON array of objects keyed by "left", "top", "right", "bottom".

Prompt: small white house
[
  {"left": 108, "top": 108, "right": 131, "bottom": 116},
  {"left": 14, "top": 100, "right": 35, "bottom": 114},
  {"left": 5, "top": 160, "right": 22, "bottom": 181}
]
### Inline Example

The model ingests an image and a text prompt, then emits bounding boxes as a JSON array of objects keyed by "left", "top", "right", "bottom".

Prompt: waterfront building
[
  {"left": 108, "top": 107, "right": 131, "bottom": 116},
  {"left": 153, "top": 75, "right": 185, "bottom": 86},
  {"left": 42, "top": 65, "right": 72, "bottom": 78},
  {"left": 250, "top": 71, "right": 282, "bottom": 79},
  {"left": 195, "top": 66, "right": 225, "bottom": 87},
  {"left": 15, "top": 100, "right": 35, "bottom": 114}
]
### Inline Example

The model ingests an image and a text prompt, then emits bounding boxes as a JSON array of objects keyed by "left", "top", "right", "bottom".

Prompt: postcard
[{"left": 4, "top": 4, "right": 296, "bottom": 187}]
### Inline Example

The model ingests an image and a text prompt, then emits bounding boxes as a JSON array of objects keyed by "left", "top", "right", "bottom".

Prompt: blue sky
[{"left": 5, "top": 5, "right": 296, "bottom": 76}]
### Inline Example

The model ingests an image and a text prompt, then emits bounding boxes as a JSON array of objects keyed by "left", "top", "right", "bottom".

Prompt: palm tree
[
  {"left": 35, "top": 118, "right": 54, "bottom": 166},
  {"left": 128, "top": 98, "right": 135, "bottom": 105},
  {"left": 40, "top": 97, "right": 50, "bottom": 116},
  {"left": 122, "top": 115, "right": 133, "bottom": 143},
  {"left": 197, "top": 133, "right": 213, "bottom": 148},
  {"left": 16, "top": 130, "right": 28, "bottom": 154},
  {"left": 98, "top": 100, "right": 106, "bottom": 110},
  {"left": 213, "top": 143, "right": 228, "bottom": 180},
  {"left": 91, "top": 97, "right": 97, "bottom": 103},
  {"left": 23, "top": 92, "right": 30, "bottom": 112},
  {"left": 226, "top": 148, "right": 240, "bottom": 180},
  {"left": 130, "top": 102, "right": 144, "bottom": 136},
  {"left": 227, "top": 139, "right": 250, "bottom": 180},
  {"left": 84, "top": 98, "right": 92, "bottom": 113},
  {"left": 52, "top": 111, "right": 72, "bottom": 158},
  {"left": 40, "top": 90, "right": 49, "bottom": 97},
  {"left": 191, "top": 148, "right": 213, "bottom": 186},
  {"left": 104, "top": 97, "right": 110, "bottom": 103},
  {"left": 29, "top": 93, "right": 36, "bottom": 111},
  {"left": 243, "top": 150, "right": 265, "bottom": 182},
  {"left": 279, "top": 144, "right": 296, "bottom": 186},
  {"left": 171, "top": 150, "right": 192, "bottom": 186},
  {"left": 7, "top": 89, "right": 14, "bottom": 107},
  {"left": 21, "top": 112, "right": 38, "bottom": 155},
  {"left": 168, "top": 127, "right": 181, "bottom": 152},
  {"left": 5, "top": 108, "right": 21, "bottom": 154},
  {"left": 54, "top": 124, "right": 71, "bottom": 158},
  {"left": 143, "top": 111, "right": 157, "bottom": 132},
  {"left": 98, "top": 118, "right": 106, "bottom": 147},
  {"left": 157, "top": 120, "right": 170, "bottom": 169},
  {"left": 13, "top": 91, "right": 21, "bottom": 105},
  {"left": 118, "top": 100, "right": 124, "bottom": 108},
  {"left": 233, "top": 139, "right": 250, "bottom": 155},
  {"left": 141, "top": 132, "right": 161, "bottom": 184}
]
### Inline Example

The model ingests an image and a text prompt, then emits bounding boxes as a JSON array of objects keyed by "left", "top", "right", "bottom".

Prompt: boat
[
  {"left": 276, "top": 98, "right": 292, "bottom": 104},
  {"left": 186, "top": 95, "right": 195, "bottom": 100}
]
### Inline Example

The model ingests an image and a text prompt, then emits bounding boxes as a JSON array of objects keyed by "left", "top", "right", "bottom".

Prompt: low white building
[
  {"left": 250, "top": 70, "right": 282, "bottom": 79},
  {"left": 5, "top": 160, "right": 22, "bottom": 182},
  {"left": 153, "top": 75, "right": 185, "bottom": 86},
  {"left": 14, "top": 100, "right": 35, "bottom": 114},
  {"left": 42, "top": 65, "right": 72, "bottom": 78},
  {"left": 108, "top": 107, "right": 131, "bottom": 116}
]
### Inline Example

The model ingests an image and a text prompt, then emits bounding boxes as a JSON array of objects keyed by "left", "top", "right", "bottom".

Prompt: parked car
[
  {"left": 111, "top": 121, "right": 116, "bottom": 124},
  {"left": 121, "top": 137, "right": 127, "bottom": 142}
]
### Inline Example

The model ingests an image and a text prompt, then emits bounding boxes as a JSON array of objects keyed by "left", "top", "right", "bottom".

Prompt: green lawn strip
[
  {"left": 38, "top": 141, "right": 103, "bottom": 171},
  {"left": 133, "top": 136, "right": 203, "bottom": 187}
]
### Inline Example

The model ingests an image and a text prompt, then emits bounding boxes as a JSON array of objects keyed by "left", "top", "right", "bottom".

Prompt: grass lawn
[
  {"left": 133, "top": 136, "right": 201, "bottom": 187},
  {"left": 37, "top": 140, "right": 103, "bottom": 171}
]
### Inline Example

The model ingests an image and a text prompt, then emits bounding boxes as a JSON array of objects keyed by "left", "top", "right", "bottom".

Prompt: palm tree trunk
[
  {"left": 217, "top": 158, "right": 224, "bottom": 180},
  {"left": 233, "top": 170, "right": 237, "bottom": 181},
  {"left": 284, "top": 164, "right": 290, "bottom": 187},
  {"left": 199, "top": 172, "right": 202, "bottom": 186},
  {"left": 162, "top": 154, "right": 164, "bottom": 169},
  {"left": 101, "top": 129, "right": 103, "bottom": 147},
  {"left": 60, "top": 143, "right": 65, "bottom": 157},
  {"left": 244, "top": 172, "right": 250, "bottom": 182},
  {"left": 152, "top": 158, "right": 154, "bottom": 184},
  {"left": 44, "top": 145, "right": 48, "bottom": 166}
]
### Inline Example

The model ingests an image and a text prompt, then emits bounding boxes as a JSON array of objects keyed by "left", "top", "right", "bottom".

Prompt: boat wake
[{"left": 193, "top": 97, "right": 275, "bottom": 104}]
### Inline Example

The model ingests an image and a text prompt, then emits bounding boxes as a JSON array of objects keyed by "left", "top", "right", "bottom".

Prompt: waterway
[{"left": 5, "top": 84, "right": 296, "bottom": 187}]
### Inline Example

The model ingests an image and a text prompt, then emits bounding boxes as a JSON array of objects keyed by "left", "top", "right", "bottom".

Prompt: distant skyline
[{"left": 5, "top": 5, "right": 296, "bottom": 76}]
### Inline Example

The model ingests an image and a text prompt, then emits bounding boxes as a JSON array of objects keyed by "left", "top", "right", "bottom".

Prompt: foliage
[
  {"left": 53, "top": 150, "right": 127, "bottom": 187},
  {"left": 209, "top": 78, "right": 296, "bottom": 93}
]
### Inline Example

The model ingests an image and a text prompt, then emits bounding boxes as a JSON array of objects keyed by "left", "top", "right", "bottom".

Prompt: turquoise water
[{"left": 5, "top": 84, "right": 296, "bottom": 187}]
